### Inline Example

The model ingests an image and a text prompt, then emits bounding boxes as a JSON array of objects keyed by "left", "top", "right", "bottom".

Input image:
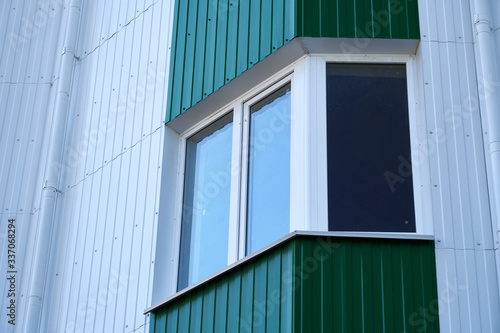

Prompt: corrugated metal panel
[
  {"left": 293, "top": 237, "right": 438, "bottom": 333},
  {"left": 296, "top": 0, "right": 420, "bottom": 39},
  {"left": 0, "top": 1, "right": 64, "bottom": 332},
  {"left": 418, "top": 0, "right": 500, "bottom": 331},
  {"left": 151, "top": 239, "right": 295, "bottom": 333},
  {"left": 32, "top": 0, "right": 175, "bottom": 332},
  {"left": 165, "top": 0, "right": 420, "bottom": 123},
  {"left": 150, "top": 235, "right": 438, "bottom": 332},
  {"left": 166, "top": 0, "right": 295, "bottom": 122}
]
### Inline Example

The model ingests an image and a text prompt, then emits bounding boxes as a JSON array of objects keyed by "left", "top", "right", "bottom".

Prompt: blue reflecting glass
[
  {"left": 178, "top": 113, "right": 233, "bottom": 290},
  {"left": 246, "top": 85, "right": 291, "bottom": 255}
]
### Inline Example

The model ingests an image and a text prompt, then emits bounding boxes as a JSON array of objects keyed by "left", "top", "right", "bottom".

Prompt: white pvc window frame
[
  {"left": 157, "top": 53, "right": 432, "bottom": 299},
  {"left": 308, "top": 54, "right": 433, "bottom": 235},
  {"left": 167, "top": 65, "right": 299, "bottom": 293}
]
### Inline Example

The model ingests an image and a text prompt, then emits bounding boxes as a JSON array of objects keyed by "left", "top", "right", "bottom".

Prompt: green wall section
[
  {"left": 166, "top": 0, "right": 420, "bottom": 123},
  {"left": 150, "top": 235, "right": 439, "bottom": 333},
  {"left": 166, "top": 0, "right": 295, "bottom": 122},
  {"left": 296, "top": 0, "right": 420, "bottom": 38}
]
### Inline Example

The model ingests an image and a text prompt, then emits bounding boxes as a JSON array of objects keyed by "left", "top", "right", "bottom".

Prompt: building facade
[{"left": 1, "top": 0, "right": 500, "bottom": 332}]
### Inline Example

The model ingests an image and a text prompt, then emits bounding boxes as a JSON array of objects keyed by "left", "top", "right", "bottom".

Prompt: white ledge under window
[{"left": 145, "top": 230, "right": 434, "bottom": 314}]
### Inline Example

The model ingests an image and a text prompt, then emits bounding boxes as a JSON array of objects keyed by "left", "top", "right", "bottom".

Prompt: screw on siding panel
[
  {"left": 437, "top": 239, "right": 441, "bottom": 243},
  {"left": 477, "top": 242, "right": 481, "bottom": 246}
]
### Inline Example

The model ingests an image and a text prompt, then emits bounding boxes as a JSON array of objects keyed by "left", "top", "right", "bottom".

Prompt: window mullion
[
  {"left": 238, "top": 104, "right": 251, "bottom": 260},
  {"left": 228, "top": 104, "right": 244, "bottom": 264}
]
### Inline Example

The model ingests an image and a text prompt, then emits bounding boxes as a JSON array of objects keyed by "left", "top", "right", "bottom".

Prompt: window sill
[{"left": 144, "top": 230, "right": 433, "bottom": 314}]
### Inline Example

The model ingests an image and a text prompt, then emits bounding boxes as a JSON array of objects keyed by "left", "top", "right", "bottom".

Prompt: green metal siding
[
  {"left": 296, "top": 0, "right": 420, "bottom": 39},
  {"left": 165, "top": 0, "right": 420, "bottom": 123},
  {"left": 149, "top": 235, "right": 439, "bottom": 333}
]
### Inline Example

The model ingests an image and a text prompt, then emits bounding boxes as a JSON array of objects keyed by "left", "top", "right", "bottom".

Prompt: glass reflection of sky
[
  {"left": 179, "top": 117, "right": 233, "bottom": 290},
  {"left": 246, "top": 87, "right": 291, "bottom": 254}
]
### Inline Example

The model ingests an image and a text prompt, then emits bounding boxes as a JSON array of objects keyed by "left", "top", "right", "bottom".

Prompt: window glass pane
[
  {"left": 246, "top": 84, "right": 291, "bottom": 254},
  {"left": 326, "top": 64, "right": 416, "bottom": 232},
  {"left": 178, "top": 113, "right": 233, "bottom": 290}
]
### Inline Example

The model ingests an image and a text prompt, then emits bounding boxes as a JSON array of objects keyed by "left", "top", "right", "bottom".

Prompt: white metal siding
[
  {"left": 39, "top": 0, "right": 174, "bottom": 332},
  {"left": 0, "top": 1, "right": 65, "bottom": 332},
  {"left": 419, "top": 0, "right": 500, "bottom": 331}
]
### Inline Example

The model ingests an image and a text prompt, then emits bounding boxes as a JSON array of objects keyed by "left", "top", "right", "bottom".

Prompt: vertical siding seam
[
  {"left": 387, "top": 0, "right": 392, "bottom": 38},
  {"left": 200, "top": 0, "right": 209, "bottom": 103},
  {"left": 223, "top": 0, "right": 230, "bottom": 83},
  {"left": 212, "top": 0, "right": 220, "bottom": 92},
  {"left": 370, "top": 0, "right": 374, "bottom": 37},
  {"left": 380, "top": 254, "right": 386, "bottom": 333},
  {"left": 405, "top": 0, "right": 410, "bottom": 39},
  {"left": 212, "top": 285, "right": 217, "bottom": 333},
  {"left": 225, "top": 279, "right": 230, "bottom": 333},
  {"left": 265, "top": 257, "right": 269, "bottom": 331},
  {"left": 234, "top": 0, "right": 241, "bottom": 79},
  {"left": 353, "top": 0, "right": 357, "bottom": 37},
  {"left": 166, "top": 0, "right": 180, "bottom": 121},
  {"left": 278, "top": 249, "right": 282, "bottom": 333},
  {"left": 238, "top": 272, "right": 243, "bottom": 333},
  {"left": 189, "top": 0, "right": 200, "bottom": 106},
  {"left": 251, "top": 266, "right": 256, "bottom": 332}
]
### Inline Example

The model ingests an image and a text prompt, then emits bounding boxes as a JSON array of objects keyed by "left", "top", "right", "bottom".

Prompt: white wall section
[
  {"left": 1, "top": 0, "right": 65, "bottom": 332},
  {"left": 1, "top": 0, "right": 174, "bottom": 332},
  {"left": 418, "top": 0, "right": 500, "bottom": 331}
]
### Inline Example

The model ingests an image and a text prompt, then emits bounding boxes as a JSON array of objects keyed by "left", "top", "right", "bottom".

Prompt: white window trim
[
  {"left": 156, "top": 52, "right": 433, "bottom": 301},
  {"left": 162, "top": 62, "right": 300, "bottom": 296}
]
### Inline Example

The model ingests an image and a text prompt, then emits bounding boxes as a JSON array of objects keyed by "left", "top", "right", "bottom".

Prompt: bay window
[{"left": 154, "top": 51, "right": 430, "bottom": 300}]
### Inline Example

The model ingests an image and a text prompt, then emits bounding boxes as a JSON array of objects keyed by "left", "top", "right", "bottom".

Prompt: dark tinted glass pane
[
  {"left": 326, "top": 64, "right": 416, "bottom": 232},
  {"left": 178, "top": 113, "right": 233, "bottom": 290}
]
